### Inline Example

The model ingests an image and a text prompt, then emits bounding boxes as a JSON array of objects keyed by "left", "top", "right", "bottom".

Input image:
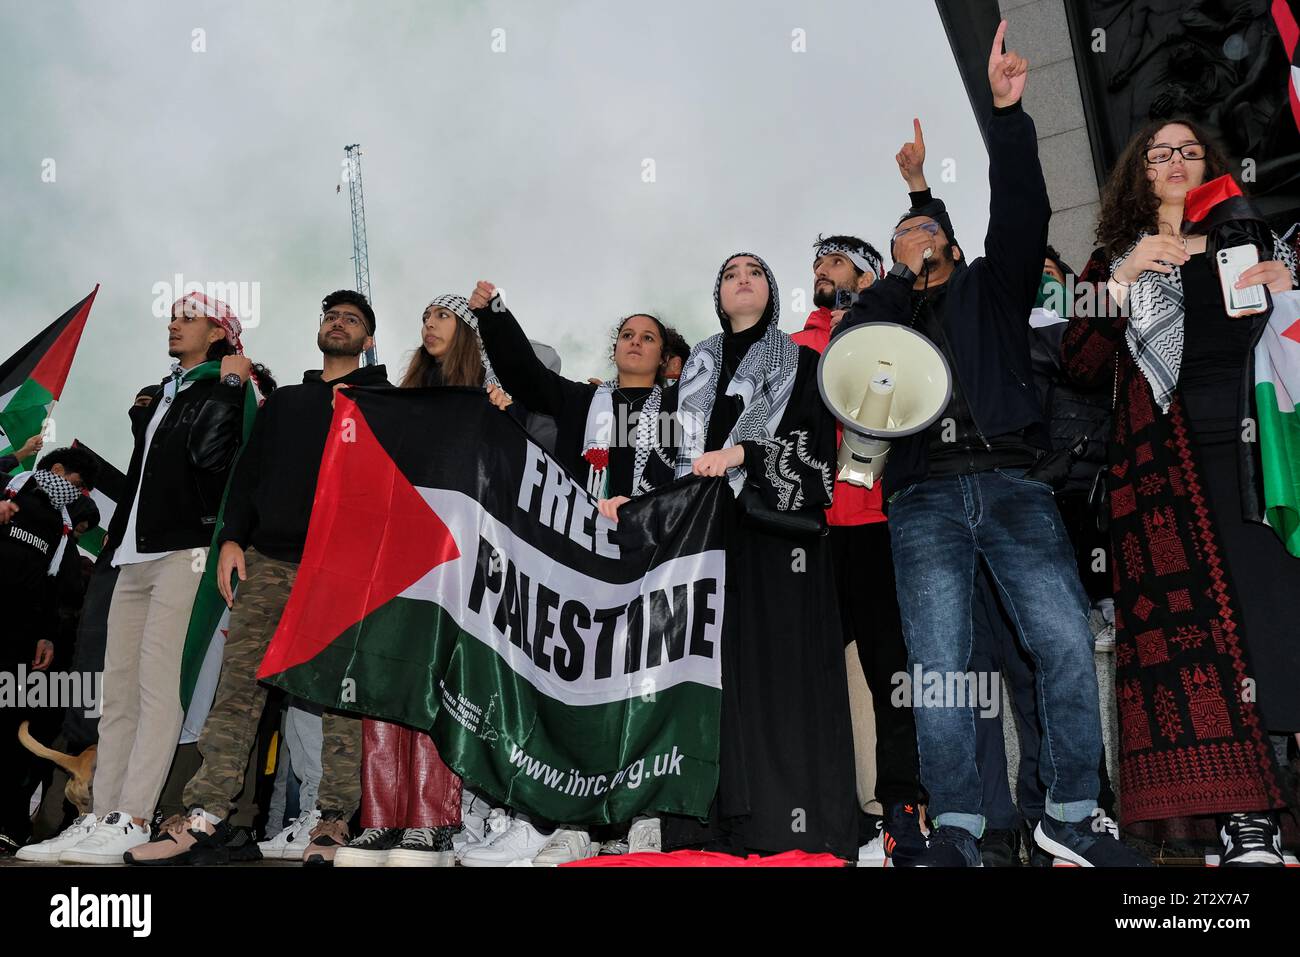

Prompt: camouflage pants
[{"left": 183, "top": 548, "right": 362, "bottom": 819}]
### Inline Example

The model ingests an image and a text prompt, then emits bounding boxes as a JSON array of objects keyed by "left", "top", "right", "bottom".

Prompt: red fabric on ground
[{"left": 562, "top": 849, "right": 847, "bottom": 867}]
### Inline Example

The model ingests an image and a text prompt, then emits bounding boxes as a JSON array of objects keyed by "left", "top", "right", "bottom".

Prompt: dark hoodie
[
  {"left": 836, "top": 102, "right": 1051, "bottom": 500},
  {"left": 218, "top": 363, "right": 391, "bottom": 562}
]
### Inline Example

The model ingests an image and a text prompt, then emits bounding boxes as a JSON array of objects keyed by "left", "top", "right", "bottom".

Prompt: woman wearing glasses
[{"left": 1062, "top": 120, "right": 1299, "bottom": 865}]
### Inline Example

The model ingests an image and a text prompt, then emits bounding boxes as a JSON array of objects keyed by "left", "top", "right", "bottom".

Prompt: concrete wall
[{"left": 1000, "top": 0, "right": 1100, "bottom": 272}]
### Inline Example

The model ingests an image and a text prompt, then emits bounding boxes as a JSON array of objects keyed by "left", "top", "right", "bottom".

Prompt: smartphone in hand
[{"left": 1218, "top": 244, "right": 1267, "bottom": 318}]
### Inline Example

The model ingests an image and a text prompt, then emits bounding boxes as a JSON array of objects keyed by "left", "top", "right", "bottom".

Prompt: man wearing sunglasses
[
  {"left": 835, "top": 20, "right": 1148, "bottom": 868},
  {"left": 125, "top": 289, "right": 391, "bottom": 867}
]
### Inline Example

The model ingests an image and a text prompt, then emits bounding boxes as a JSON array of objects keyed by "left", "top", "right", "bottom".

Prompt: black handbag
[{"left": 736, "top": 484, "right": 828, "bottom": 539}]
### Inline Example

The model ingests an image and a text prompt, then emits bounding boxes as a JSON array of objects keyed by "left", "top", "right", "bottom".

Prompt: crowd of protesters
[{"left": 3, "top": 19, "right": 1298, "bottom": 868}]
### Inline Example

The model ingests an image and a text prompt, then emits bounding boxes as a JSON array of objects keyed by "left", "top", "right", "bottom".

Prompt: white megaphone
[{"left": 817, "top": 321, "right": 952, "bottom": 489}]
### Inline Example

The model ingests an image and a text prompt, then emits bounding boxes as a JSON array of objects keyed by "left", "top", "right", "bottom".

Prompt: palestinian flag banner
[
  {"left": 1275, "top": 0, "right": 1300, "bottom": 134},
  {"left": 258, "top": 387, "right": 728, "bottom": 823},
  {"left": 1254, "top": 290, "right": 1300, "bottom": 555},
  {"left": 0, "top": 286, "right": 98, "bottom": 473},
  {"left": 70, "top": 439, "right": 127, "bottom": 558}
]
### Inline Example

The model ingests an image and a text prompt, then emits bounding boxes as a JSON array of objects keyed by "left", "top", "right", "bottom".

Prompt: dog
[{"left": 17, "top": 721, "right": 96, "bottom": 815}]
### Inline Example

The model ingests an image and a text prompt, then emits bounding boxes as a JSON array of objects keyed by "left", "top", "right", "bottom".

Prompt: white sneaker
[
  {"left": 258, "top": 809, "right": 322, "bottom": 860},
  {"left": 15, "top": 814, "right": 99, "bottom": 863},
  {"left": 531, "top": 829, "right": 595, "bottom": 866},
  {"left": 858, "top": 821, "right": 887, "bottom": 866},
  {"left": 598, "top": 836, "right": 629, "bottom": 856},
  {"left": 60, "top": 811, "right": 149, "bottom": 864},
  {"left": 455, "top": 806, "right": 509, "bottom": 860},
  {"left": 628, "top": 817, "right": 662, "bottom": 854},
  {"left": 459, "top": 817, "right": 549, "bottom": 867}
]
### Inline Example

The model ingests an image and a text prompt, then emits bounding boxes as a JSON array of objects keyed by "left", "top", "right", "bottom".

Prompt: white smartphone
[{"left": 1217, "top": 244, "right": 1267, "bottom": 318}]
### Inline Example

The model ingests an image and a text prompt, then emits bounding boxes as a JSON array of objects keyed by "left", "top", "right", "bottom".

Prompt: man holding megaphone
[
  {"left": 832, "top": 19, "right": 1148, "bottom": 868},
  {"left": 794, "top": 236, "right": 928, "bottom": 866}
]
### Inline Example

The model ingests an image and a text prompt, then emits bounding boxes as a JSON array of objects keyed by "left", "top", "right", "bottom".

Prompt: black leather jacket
[{"left": 106, "top": 373, "right": 245, "bottom": 557}]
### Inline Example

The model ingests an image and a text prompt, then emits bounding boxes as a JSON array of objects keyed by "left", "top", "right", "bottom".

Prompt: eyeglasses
[
  {"left": 892, "top": 221, "right": 940, "bottom": 243},
  {"left": 1144, "top": 143, "right": 1206, "bottom": 164},
  {"left": 320, "top": 311, "right": 363, "bottom": 328}
]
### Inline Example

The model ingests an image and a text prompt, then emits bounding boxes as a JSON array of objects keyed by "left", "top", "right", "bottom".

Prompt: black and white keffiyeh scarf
[
  {"left": 426, "top": 294, "right": 499, "bottom": 388},
  {"left": 581, "top": 382, "right": 667, "bottom": 498},
  {"left": 4, "top": 470, "right": 80, "bottom": 574},
  {"left": 675, "top": 252, "right": 799, "bottom": 494},
  {"left": 814, "top": 239, "right": 884, "bottom": 280},
  {"left": 1117, "top": 232, "right": 1298, "bottom": 413}
]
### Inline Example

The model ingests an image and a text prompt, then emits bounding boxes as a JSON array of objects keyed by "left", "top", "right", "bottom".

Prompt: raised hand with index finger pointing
[
  {"left": 896, "top": 117, "right": 927, "bottom": 190},
  {"left": 987, "top": 19, "right": 1028, "bottom": 108}
]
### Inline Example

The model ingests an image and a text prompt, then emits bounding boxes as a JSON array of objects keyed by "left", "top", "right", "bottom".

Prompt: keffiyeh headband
[
  {"left": 174, "top": 291, "right": 243, "bottom": 354},
  {"left": 815, "top": 240, "right": 884, "bottom": 281},
  {"left": 426, "top": 294, "right": 499, "bottom": 388}
]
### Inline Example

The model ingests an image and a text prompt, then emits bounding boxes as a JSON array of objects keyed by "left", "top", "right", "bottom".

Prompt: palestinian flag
[
  {"left": 178, "top": 372, "right": 263, "bottom": 709},
  {"left": 70, "top": 439, "right": 126, "bottom": 559},
  {"left": 0, "top": 286, "right": 98, "bottom": 473},
  {"left": 1276, "top": 0, "right": 1300, "bottom": 134},
  {"left": 1255, "top": 290, "right": 1300, "bottom": 556},
  {"left": 258, "top": 387, "right": 728, "bottom": 824}
]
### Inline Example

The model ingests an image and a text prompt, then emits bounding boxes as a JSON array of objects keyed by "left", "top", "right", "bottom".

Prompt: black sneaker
[
  {"left": 883, "top": 802, "right": 928, "bottom": 867},
  {"left": 188, "top": 826, "right": 263, "bottom": 866},
  {"left": 126, "top": 814, "right": 231, "bottom": 866},
  {"left": 387, "top": 826, "right": 456, "bottom": 867},
  {"left": 0, "top": 832, "right": 19, "bottom": 857},
  {"left": 1022, "top": 820, "right": 1054, "bottom": 867},
  {"left": 1034, "top": 809, "right": 1152, "bottom": 867},
  {"left": 915, "top": 825, "right": 982, "bottom": 867},
  {"left": 980, "top": 827, "right": 1022, "bottom": 867},
  {"left": 333, "top": 827, "right": 403, "bottom": 867},
  {"left": 1217, "top": 813, "right": 1284, "bottom": 867}
]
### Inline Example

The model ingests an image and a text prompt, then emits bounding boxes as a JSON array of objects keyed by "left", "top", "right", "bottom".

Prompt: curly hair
[
  {"left": 606, "top": 313, "right": 667, "bottom": 369},
  {"left": 1095, "top": 117, "right": 1230, "bottom": 263}
]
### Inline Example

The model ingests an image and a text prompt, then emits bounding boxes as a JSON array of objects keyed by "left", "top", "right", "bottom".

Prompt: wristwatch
[
  {"left": 888, "top": 261, "right": 917, "bottom": 284},
  {"left": 221, "top": 373, "right": 243, "bottom": 388}
]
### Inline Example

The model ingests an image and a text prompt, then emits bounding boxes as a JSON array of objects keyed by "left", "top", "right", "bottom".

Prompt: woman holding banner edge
[{"left": 466, "top": 283, "right": 684, "bottom": 864}]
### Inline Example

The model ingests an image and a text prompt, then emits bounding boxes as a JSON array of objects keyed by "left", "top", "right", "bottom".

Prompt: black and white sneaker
[
  {"left": 386, "top": 827, "right": 455, "bottom": 867},
  {"left": 1035, "top": 809, "right": 1152, "bottom": 867},
  {"left": 1217, "top": 813, "right": 1284, "bottom": 867},
  {"left": 333, "top": 827, "right": 403, "bottom": 868},
  {"left": 915, "top": 825, "right": 982, "bottom": 867}
]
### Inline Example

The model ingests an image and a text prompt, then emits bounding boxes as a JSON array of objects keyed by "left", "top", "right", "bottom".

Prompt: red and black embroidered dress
[{"left": 1061, "top": 254, "right": 1291, "bottom": 825}]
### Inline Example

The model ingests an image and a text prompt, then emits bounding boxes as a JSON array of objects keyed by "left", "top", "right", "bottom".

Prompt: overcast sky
[{"left": 2, "top": 0, "right": 993, "bottom": 471}]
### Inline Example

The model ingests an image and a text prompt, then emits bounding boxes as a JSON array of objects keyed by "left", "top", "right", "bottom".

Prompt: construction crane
[{"left": 343, "top": 143, "right": 377, "bottom": 365}]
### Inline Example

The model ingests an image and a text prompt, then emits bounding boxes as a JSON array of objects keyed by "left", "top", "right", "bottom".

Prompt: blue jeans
[{"left": 888, "top": 469, "right": 1101, "bottom": 838}]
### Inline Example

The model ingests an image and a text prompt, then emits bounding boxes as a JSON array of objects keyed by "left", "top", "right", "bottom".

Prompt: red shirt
[{"left": 791, "top": 308, "right": 886, "bottom": 526}]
